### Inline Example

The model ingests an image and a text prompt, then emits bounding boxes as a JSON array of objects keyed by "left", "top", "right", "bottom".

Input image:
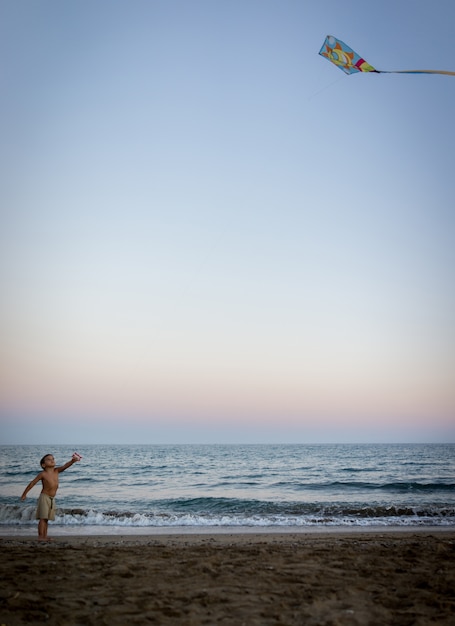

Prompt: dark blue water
[{"left": 1, "top": 444, "right": 454, "bottom": 531}]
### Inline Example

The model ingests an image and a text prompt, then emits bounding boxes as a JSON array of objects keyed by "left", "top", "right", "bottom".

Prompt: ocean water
[{"left": 0, "top": 444, "right": 454, "bottom": 533}]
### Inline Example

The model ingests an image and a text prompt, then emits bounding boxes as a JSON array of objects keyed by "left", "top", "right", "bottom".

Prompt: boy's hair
[{"left": 40, "top": 454, "right": 52, "bottom": 468}]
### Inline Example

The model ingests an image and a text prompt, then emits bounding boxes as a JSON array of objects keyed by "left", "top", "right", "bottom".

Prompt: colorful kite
[{"left": 319, "top": 35, "right": 455, "bottom": 76}]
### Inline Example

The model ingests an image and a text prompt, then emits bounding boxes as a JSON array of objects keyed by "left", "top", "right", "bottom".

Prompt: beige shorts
[{"left": 36, "top": 493, "right": 56, "bottom": 521}]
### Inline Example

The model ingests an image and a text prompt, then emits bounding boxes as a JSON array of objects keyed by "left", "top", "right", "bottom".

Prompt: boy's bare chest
[{"left": 42, "top": 472, "right": 59, "bottom": 489}]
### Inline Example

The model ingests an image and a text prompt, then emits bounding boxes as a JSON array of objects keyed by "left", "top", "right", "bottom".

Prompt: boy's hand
[
  {"left": 72, "top": 452, "right": 82, "bottom": 462},
  {"left": 21, "top": 494, "right": 26, "bottom": 500}
]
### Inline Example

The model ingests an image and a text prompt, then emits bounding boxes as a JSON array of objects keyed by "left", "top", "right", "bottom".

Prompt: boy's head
[{"left": 40, "top": 454, "right": 54, "bottom": 468}]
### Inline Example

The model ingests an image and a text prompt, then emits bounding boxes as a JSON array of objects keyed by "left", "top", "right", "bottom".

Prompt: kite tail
[{"left": 378, "top": 69, "right": 455, "bottom": 76}]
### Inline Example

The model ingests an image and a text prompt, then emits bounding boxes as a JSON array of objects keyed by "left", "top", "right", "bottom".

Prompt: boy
[{"left": 21, "top": 453, "right": 81, "bottom": 541}]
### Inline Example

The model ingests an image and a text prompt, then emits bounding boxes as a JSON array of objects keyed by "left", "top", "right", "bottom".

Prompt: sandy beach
[{"left": 1, "top": 529, "right": 454, "bottom": 625}]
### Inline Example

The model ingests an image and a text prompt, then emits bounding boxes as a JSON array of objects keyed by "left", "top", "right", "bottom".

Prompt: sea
[{"left": 0, "top": 444, "right": 454, "bottom": 535}]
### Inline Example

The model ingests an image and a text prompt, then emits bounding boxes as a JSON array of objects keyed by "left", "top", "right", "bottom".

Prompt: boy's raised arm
[{"left": 56, "top": 454, "right": 81, "bottom": 473}]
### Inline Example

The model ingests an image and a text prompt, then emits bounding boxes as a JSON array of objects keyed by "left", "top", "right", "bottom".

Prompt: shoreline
[{"left": 1, "top": 524, "right": 454, "bottom": 545}]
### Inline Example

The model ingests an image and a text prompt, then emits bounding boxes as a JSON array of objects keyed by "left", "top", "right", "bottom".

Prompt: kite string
[
  {"left": 308, "top": 76, "right": 345, "bottom": 100},
  {"left": 379, "top": 69, "right": 455, "bottom": 76}
]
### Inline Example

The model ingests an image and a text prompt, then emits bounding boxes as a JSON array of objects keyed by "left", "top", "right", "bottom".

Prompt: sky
[{"left": 1, "top": 0, "right": 454, "bottom": 445}]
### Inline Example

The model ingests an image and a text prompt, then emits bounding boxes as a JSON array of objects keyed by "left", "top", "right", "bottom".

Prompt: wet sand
[{"left": 1, "top": 530, "right": 454, "bottom": 625}]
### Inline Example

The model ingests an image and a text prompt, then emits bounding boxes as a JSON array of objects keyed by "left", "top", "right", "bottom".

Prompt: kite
[{"left": 319, "top": 35, "right": 455, "bottom": 76}]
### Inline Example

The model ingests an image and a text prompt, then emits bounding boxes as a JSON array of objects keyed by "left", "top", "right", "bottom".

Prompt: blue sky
[{"left": 1, "top": 0, "right": 454, "bottom": 444}]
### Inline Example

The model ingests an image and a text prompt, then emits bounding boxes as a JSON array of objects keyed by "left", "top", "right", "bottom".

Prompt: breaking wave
[{"left": 2, "top": 498, "right": 454, "bottom": 528}]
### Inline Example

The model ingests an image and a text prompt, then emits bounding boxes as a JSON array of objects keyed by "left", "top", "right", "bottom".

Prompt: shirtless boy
[{"left": 21, "top": 453, "right": 81, "bottom": 541}]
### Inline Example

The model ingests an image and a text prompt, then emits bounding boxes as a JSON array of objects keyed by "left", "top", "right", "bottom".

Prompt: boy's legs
[{"left": 38, "top": 518, "right": 48, "bottom": 540}]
